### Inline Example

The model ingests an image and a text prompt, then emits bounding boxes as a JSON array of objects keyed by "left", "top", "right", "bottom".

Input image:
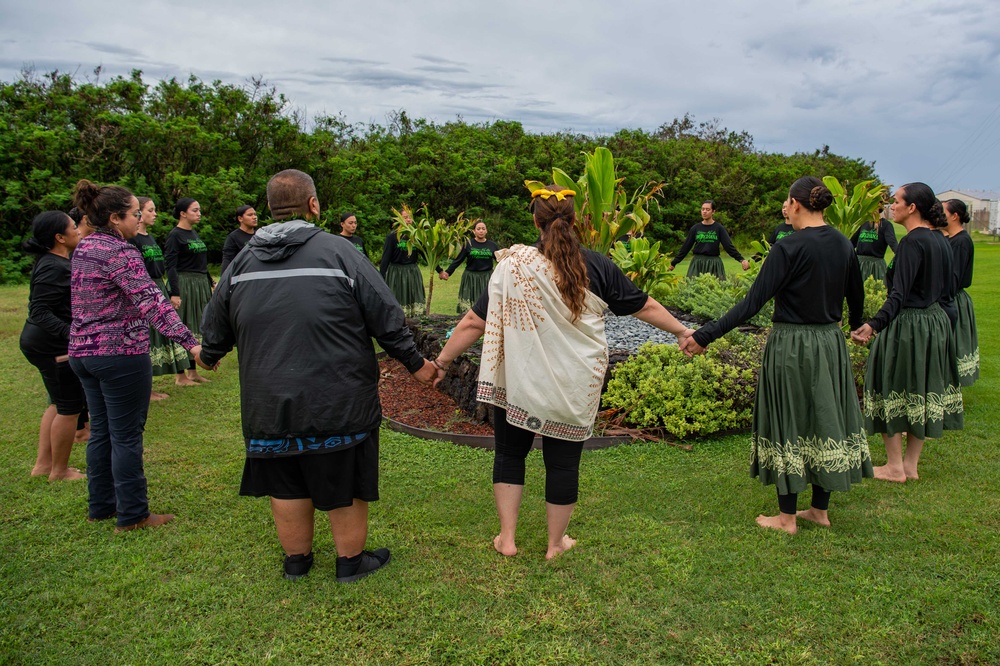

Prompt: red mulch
[{"left": 378, "top": 359, "right": 494, "bottom": 436}]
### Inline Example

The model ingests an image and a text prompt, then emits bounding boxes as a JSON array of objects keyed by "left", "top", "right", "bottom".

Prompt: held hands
[
  {"left": 191, "top": 345, "right": 220, "bottom": 371},
  {"left": 741, "top": 260, "right": 750, "bottom": 271},
  {"left": 170, "top": 296, "right": 182, "bottom": 310},
  {"left": 438, "top": 271, "right": 450, "bottom": 281},
  {"left": 851, "top": 324, "right": 875, "bottom": 345},
  {"left": 677, "top": 329, "right": 706, "bottom": 357},
  {"left": 412, "top": 359, "right": 438, "bottom": 386},
  {"left": 668, "top": 264, "right": 675, "bottom": 271}
]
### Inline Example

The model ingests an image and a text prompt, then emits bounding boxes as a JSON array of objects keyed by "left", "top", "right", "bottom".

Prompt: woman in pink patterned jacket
[{"left": 69, "top": 180, "right": 205, "bottom": 533}]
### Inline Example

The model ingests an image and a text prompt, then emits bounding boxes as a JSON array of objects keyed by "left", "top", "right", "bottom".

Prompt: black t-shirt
[
  {"left": 446, "top": 239, "right": 500, "bottom": 274},
  {"left": 851, "top": 220, "right": 898, "bottom": 258},
  {"left": 221, "top": 229, "right": 255, "bottom": 274},
  {"left": 379, "top": 231, "right": 421, "bottom": 276},
  {"left": 471, "top": 246, "right": 647, "bottom": 320},
  {"left": 163, "top": 226, "right": 210, "bottom": 296},
  {"left": 128, "top": 232, "right": 165, "bottom": 280},
  {"left": 671, "top": 221, "right": 744, "bottom": 265},
  {"left": 693, "top": 226, "right": 864, "bottom": 347},
  {"left": 340, "top": 233, "right": 366, "bottom": 254},
  {"left": 768, "top": 222, "right": 795, "bottom": 245},
  {"left": 869, "top": 227, "right": 956, "bottom": 332},
  {"left": 20, "top": 253, "right": 72, "bottom": 356},
  {"left": 948, "top": 230, "right": 974, "bottom": 290}
]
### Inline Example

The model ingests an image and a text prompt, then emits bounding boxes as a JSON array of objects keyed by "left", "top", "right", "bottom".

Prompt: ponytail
[{"left": 531, "top": 185, "right": 589, "bottom": 321}]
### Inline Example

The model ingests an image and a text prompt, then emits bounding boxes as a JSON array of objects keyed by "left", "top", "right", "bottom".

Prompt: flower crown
[{"left": 530, "top": 188, "right": 576, "bottom": 201}]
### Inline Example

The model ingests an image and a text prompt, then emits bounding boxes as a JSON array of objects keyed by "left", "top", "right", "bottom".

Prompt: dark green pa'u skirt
[
  {"left": 178, "top": 270, "right": 213, "bottom": 342},
  {"left": 149, "top": 276, "right": 190, "bottom": 376},
  {"left": 751, "top": 322, "right": 873, "bottom": 495},
  {"left": 954, "top": 289, "right": 979, "bottom": 386},
  {"left": 857, "top": 255, "right": 888, "bottom": 283},
  {"left": 686, "top": 254, "right": 726, "bottom": 279},
  {"left": 457, "top": 269, "right": 492, "bottom": 313},
  {"left": 864, "top": 303, "right": 964, "bottom": 438},
  {"left": 385, "top": 263, "right": 425, "bottom": 318}
]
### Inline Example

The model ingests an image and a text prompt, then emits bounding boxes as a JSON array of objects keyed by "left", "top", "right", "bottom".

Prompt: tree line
[{"left": 0, "top": 68, "right": 877, "bottom": 282}]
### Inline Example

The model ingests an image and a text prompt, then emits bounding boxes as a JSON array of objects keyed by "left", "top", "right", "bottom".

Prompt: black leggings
[
  {"left": 777, "top": 486, "right": 831, "bottom": 515},
  {"left": 492, "top": 407, "right": 584, "bottom": 506}
]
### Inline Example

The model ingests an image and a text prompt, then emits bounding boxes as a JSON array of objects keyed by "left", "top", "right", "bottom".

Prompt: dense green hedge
[{"left": 0, "top": 68, "right": 877, "bottom": 283}]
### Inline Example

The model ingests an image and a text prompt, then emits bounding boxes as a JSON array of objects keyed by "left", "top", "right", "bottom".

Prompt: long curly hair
[{"left": 531, "top": 185, "right": 589, "bottom": 321}]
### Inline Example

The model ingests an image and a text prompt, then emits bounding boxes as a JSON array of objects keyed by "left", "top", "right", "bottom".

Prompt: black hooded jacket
[{"left": 200, "top": 220, "right": 425, "bottom": 444}]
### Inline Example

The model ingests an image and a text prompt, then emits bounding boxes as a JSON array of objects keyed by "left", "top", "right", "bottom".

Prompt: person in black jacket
[
  {"left": 19, "top": 211, "right": 87, "bottom": 481},
  {"left": 200, "top": 169, "right": 437, "bottom": 582},
  {"left": 220, "top": 205, "right": 258, "bottom": 274}
]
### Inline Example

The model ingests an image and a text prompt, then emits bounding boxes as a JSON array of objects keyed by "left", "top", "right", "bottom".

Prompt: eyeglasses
[{"left": 132, "top": 210, "right": 142, "bottom": 220}]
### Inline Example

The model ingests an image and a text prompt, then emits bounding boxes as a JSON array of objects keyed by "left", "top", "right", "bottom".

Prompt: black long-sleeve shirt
[
  {"left": 948, "top": 230, "right": 974, "bottom": 290},
  {"left": 379, "top": 231, "right": 421, "bottom": 276},
  {"left": 128, "top": 232, "right": 166, "bottom": 280},
  {"left": 163, "top": 227, "right": 211, "bottom": 296},
  {"left": 341, "top": 234, "right": 366, "bottom": 254},
  {"left": 20, "top": 253, "right": 72, "bottom": 356},
  {"left": 768, "top": 222, "right": 795, "bottom": 245},
  {"left": 693, "top": 226, "right": 863, "bottom": 347},
  {"left": 851, "top": 220, "right": 898, "bottom": 258},
  {"left": 220, "top": 229, "right": 254, "bottom": 274},
  {"left": 671, "top": 221, "right": 744, "bottom": 266},
  {"left": 868, "top": 227, "right": 956, "bottom": 332},
  {"left": 445, "top": 239, "right": 499, "bottom": 275}
]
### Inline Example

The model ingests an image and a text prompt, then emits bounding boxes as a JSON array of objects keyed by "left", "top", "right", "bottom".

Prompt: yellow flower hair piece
[{"left": 531, "top": 188, "right": 576, "bottom": 201}]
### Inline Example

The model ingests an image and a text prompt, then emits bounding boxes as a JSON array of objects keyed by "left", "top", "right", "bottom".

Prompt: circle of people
[{"left": 19, "top": 170, "right": 977, "bottom": 581}]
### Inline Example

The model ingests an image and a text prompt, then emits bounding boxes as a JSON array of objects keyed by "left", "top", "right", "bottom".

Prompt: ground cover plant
[{"left": 1, "top": 240, "right": 998, "bottom": 664}]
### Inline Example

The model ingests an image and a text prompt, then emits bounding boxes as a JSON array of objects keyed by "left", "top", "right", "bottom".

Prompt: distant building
[{"left": 936, "top": 189, "right": 1000, "bottom": 233}]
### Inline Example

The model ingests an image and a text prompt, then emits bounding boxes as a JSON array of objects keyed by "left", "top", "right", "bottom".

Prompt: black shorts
[
  {"left": 22, "top": 351, "right": 85, "bottom": 416},
  {"left": 239, "top": 431, "right": 379, "bottom": 510}
]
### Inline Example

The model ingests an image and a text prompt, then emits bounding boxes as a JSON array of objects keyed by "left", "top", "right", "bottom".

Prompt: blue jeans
[{"left": 70, "top": 354, "right": 153, "bottom": 527}]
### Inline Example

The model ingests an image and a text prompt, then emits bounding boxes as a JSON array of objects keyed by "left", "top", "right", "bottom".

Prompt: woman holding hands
[
  {"left": 682, "top": 177, "right": 871, "bottom": 534},
  {"left": 433, "top": 185, "right": 691, "bottom": 559}
]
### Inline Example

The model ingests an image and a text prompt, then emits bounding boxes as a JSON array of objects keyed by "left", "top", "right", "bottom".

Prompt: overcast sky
[{"left": 3, "top": 0, "right": 999, "bottom": 193}]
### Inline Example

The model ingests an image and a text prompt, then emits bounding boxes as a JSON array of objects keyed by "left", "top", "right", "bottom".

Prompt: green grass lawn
[{"left": 1, "top": 242, "right": 998, "bottom": 664}]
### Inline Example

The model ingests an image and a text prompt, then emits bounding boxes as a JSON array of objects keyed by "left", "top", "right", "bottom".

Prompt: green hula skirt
[
  {"left": 457, "top": 269, "right": 492, "bottom": 313},
  {"left": 385, "top": 263, "right": 425, "bottom": 318},
  {"left": 751, "top": 322, "right": 872, "bottom": 494},
  {"left": 686, "top": 254, "right": 726, "bottom": 279},
  {"left": 954, "top": 289, "right": 979, "bottom": 386},
  {"left": 857, "top": 256, "right": 887, "bottom": 283},
  {"left": 178, "top": 271, "right": 212, "bottom": 341},
  {"left": 863, "top": 304, "right": 964, "bottom": 438},
  {"left": 149, "top": 276, "right": 190, "bottom": 376}
]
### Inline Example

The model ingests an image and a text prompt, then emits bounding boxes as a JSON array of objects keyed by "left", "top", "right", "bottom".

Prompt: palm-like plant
[
  {"left": 822, "top": 176, "right": 889, "bottom": 240},
  {"left": 525, "top": 147, "right": 665, "bottom": 255},
  {"left": 392, "top": 204, "right": 476, "bottom": 316},
  {"left": 609, "top": 237, "right": 675, "bottom": 293}
]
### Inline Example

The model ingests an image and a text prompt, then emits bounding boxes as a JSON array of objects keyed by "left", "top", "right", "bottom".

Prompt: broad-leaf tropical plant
[
  {"left": 392, "top": 204, "right": 476, "bottom": 315},
  {"left": 822, "top": 176, "right": 889, "bottom": 240},
  {"left": 525, "top": 147, "right": 665, "bottom": 255},
  {"left": 610, "top": 237, "right": 676, "bottom": 293}
]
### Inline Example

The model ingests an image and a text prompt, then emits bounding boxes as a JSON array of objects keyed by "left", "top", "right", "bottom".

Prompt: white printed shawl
[{"left": 476, "top": 244, "right": 609, "bottom": 441}]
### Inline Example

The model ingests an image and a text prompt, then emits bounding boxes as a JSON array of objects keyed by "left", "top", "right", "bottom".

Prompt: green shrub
[
  {"left": 650, "top": 272, "right": 774, "bottom": 328},
  {"left": 844, "top": 275, "right": 888, "bottom": 393},
  {"left": 603, "top": 333, "right": 764, "bottom": 439}
]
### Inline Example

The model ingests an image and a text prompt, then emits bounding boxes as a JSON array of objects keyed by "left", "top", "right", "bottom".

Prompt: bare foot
[
  {"left": 873, "top": 465, "right": 906, "bottom": 483},
  {"left": 795, "top": 508, "right": 831, "bottom": 527},
  {"left": 756, "top": 514, "right": 797, "bottom": 534},
  {"left": 187, "top": 371, "right": 211, "bottom": 383},
  {"left": 903, "top": 467, "right": 919, "bottom": 480},
  {"left": 175, "top": 376, "right": 199, "bottom": 387},
  {"left": 545, "top": 535, "right": 576, "bottom": 560},
  {"left": 150, "top": 391, "right": 169, "bottom": 401},
  {"left": 30, "top": 466, "right": 50, "bottom": 477},
  {"left": 493, "top": 534, "right": 517, "bottom": 557},
  {"left": 49, "top": 467, "right": 86, "bottom": 481},
  {"left": 74, "top": 426, "right": 90, "bottom": 443}
]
